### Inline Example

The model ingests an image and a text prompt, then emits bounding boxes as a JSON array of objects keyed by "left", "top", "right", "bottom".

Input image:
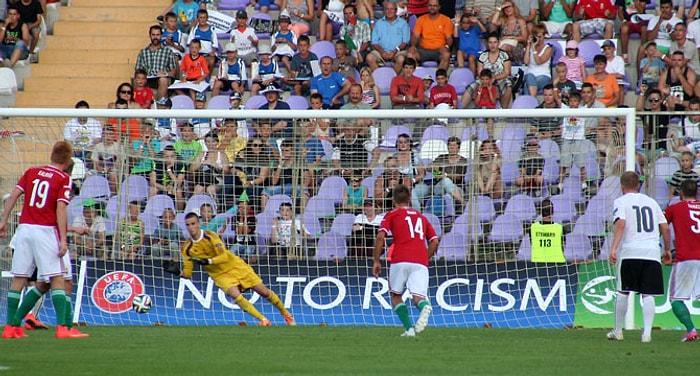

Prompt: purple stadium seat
[
  {"left": 306, "top": 196, "right": 336, "bottom": 217},
  {"left": 80, "top": 175, "right": 111, "bottom": 200},
  {"left": 414, "top": 67, "right": 435, "bottom": 82},
  {"left": 218, "top": 0, "right": 248, "bottom": 10},
  {"left": 461, "top": 125, "right": 488, "bottom": 142},
  {"left": 448, "top": 68, "right": 475, "bottom": 95},
  {"left": 144, "top": 194, "right": 176, "bottom": 217},
  {"left": 207, "top": 95, "right": 231, "bottom": 109},
  {"left": 517, "top": 234, "right": 531, "bottom": 260},
  {"left": 309, "top": 40, "right": 336, "bottom": 59},
  {"left": 302, "top": 211, "right": 323, "bottom": 238},
  {"left": 538, "top": 139, "right": 560, "bottom": 159},
  {"left": 171, "top": 95, "right": 194, "bottom": 110},
  {"left": 263, "top": 194, "right": 293, "bottom": 215},
  {"left": 254, "top": 212, "right": 274, "bottom": 255},
  {"left": 585, "top": 194, "right": 614, "bottom": 222},
  {"left": 372, "top": 67, "right": 396, "bottom": 96},
  {"left": 330, "top": 213, "right": 356, "bottom": 237},
  {"left": 379, "top": 125, "right": 412, "bottom": 150},
  {"left": 598, "top": 176, "right": 622, "bottom": 200},
  {"left": 422, "top": 212, "right": 443, "bottom": 238},
  {"left": 578, "top": 39, "right": 600, "bottom": 67},
  {"left": 120, "top": 175, "right": 149, "bottom": 203},
  {"left": 465, "top": 195, "right": 496, "bottom": 223},
  {"left": 437, "top": 231, "right": 469, "bottom": 261},
  {"left": 138, "top": 212, "right": 160, "bottom": 236},
  {"left": 421, "top": 124, "right": 450, "bottom": 144},
  {"left": 572, "top": 213, "right": 605, "bottom": 236},
  {"left": 504, "top": 194, "right": 536, "bottom": 222},
  {"left": 564, "top": 233, "right": 592, "bottom": 262},
  {"left": 361, "top": 175, "right": 376, "bottom": 198},
  {"left": 645, "top": 176, "right": 671, "bottom": 209},
  {"left": 500, "top": 160, "right": 520, "bottom": 186},
  {"left": 185, "top": 194, "right": 218, "bottom": 215},
  {"left": 561, "top": 176, "right": 585, "bottom": 203},
  {"left": 655, "top": 156, "right": 680, "bottom": 181},
  {"left": 549, "top": 194, "right": 577, "bottom": 223},
  {"left": 543, "top": 157, "right": 559, "bottom": 185},
  {"left": 487, "top": 214, "right": 524, "bottom": 242},
  {"left": 315, "top": 231, "right": 348, "bottom": 260},
  {"left": 511, "top": 95, "right": 539, "bottom": 109},
  {"left": 549, "top": 41, "right": 564, "bottom": 67},
  {"left": 244, "top": 94, "right": 267, "bottom": 109},
  {"left": 317, "top": 176, "right": 348, "bottom": 204},
  {"left": 451, "top": 214, "right": 483, "bottom": 242},
  {"left": 248, "top": 12, "right": 274, "bottom": 39},
  {"left": 286, "top": 95, "right": 310, "bottom": 110}
]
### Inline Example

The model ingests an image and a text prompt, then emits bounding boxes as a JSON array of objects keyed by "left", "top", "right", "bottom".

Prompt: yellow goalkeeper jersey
[{"left": 181, "top": 230, "right": 247, "bottom": 279}]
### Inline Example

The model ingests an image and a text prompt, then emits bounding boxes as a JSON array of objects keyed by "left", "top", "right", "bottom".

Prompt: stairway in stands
[{"left": 15, "top": 0, "right": 170, "bottom": 108}]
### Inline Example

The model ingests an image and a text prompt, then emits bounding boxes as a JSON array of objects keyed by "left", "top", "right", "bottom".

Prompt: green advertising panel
[{"left": 575, "top": 261, "right": 700, "bottom": 329}]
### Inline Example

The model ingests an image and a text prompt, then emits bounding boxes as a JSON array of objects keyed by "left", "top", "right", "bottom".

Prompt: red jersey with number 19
[
  {"left": 15, "top": 165, "right": 71, "bottom": 227},
  {"left": 664, "top": 200, "right": 700, "bottom": 261},
  {"left": 378, "top": 207, "right": 438, "bottom": 266}
]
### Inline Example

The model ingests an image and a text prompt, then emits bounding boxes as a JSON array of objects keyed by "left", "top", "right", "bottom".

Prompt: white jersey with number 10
[{"left": 612, "top": 192, "right": 667, "bottom": 262}]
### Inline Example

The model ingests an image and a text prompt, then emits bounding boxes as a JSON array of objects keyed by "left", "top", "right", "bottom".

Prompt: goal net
[{"left": 0, "top": 105, "right": 689, "bottom": 329}]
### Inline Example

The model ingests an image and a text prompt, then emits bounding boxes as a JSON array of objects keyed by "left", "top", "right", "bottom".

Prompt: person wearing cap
[
  {"left": 338, "top": 4, "right": 371, "bottom": 64},
  {"left": 257, "top": 84, "right": 293, "bottom": 139},
  {"left": 230, "top": 9, "right": 259, "bottom": 66},
  {"left": 406, "top": 0, "right": 453, "bottom": 70},
  {"left": 350, "top": 199, "right": 385, "bottom": 257},
  {"left": 63, "top": 100, "right": 102, "bottom": 163},
  {"left": 540, "top": 0, "right": 574, "bottom": 41},
  {"left": 670, "top": 22, "right": 700, "bottom": 76},
  {"left": 571, "top": 0, "right": 615, "bottom": 42},
  {"left": 213, "top": 43, "right": 247, "bottom": 96},
  {"left": 515, "top": 135, "right": 545, "bottom": 196},
  {"left": 311, "top": 56, "right": 351, "bottom": 109},
  {"left": 557, "top": 40, "right": 586, "bottom": 88},
  {"left": 639, "top": 41, "right": 665, "bottom": 91},
  {"left": 367, "top": 1, "right": 410, "bottom": 74},
  {"left": 618, "top": 0, "right": 649, "bottom": 64},
  {"left": 284, "top": 35, "right": 319, "bottom": 96},
  {"left": 185, "top": 9, "right": 219, "bottom": 72},
  {"left": 271, "top": 14, "right": 297, "bottom": 73},
  {"left": 251, "top": 42, "right": 282, "bottom": 96},
  {"left": 600, "top": 40, "right": 626, "bottom": 107}
]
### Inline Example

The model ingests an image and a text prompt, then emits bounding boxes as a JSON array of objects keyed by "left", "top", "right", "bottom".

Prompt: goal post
[{"left": 3, "top": 105, "right": 686, "bottom": 330}]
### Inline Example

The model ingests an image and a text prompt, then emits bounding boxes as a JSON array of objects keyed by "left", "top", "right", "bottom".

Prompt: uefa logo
[{"left": 91, "top": 271, "right": 145, "bottom": 313}]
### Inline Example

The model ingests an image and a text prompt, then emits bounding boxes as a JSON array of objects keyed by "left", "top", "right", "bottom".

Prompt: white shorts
[
  {"left": 542, "top": 21, "right": 572, "bottom": 37},
  {"left": 389, "top": 262, "right": 429, "bottom": 298},
  {"left": 669, "top": 260, "right": 700, "bottom": 300},
  {"left": 10, "top": 224, "right": 66, "bottom": 281},
  {"left": 40, "top": 251, "right": 72, "bottom": 283}
]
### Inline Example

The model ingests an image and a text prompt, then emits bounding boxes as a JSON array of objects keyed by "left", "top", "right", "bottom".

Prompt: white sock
[
  {"left": 615, "top": 293, "right": 629, "bottom": 333},
  {"left": 642, "top": 295, "right": 655, "bottom": 337}
]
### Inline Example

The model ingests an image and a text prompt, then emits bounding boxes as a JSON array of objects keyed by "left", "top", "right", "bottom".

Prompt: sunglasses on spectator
[
  {"left": 648, "top": 98, "right": 661, "bottom": 102},
  {"left": 120, "top": 90, "right": 132, "bottom": 94},
  {"left": 252, "top": 143, "right": 263, "bottom": 146}
]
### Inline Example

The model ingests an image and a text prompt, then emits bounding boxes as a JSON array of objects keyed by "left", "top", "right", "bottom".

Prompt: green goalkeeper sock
[
  {"left": 672, "top": 300, "right": 696, "bottom": 332},
  {"left": 6, "top": 290, "right": 21, "bottom": 326},
  {"left": 64, "top": 296, "right": 74, "bottom": 329},
  {"left": 234, "top": 295, "right": 265, "bottom": 321},
  {"left": 417, "top": 299, "right": 430, "bottom": 312},
  {"left": 394, "top": 303, "right": 413, "bottom": 331},
  {"left": 50, "top": 289, "right": 67, "bottom": 327},
  {"left": 265, "top": 290, "right": 290, "bottom": 317},
  {"left": 12, "top": 287, "right": 43, "bottom": 326}
]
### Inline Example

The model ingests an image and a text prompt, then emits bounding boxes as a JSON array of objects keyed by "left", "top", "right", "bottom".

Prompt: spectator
[
  {"left": 270, "top": 202, "right": 310, "bottom": 258},
  {"left": 339, "top": 4, "right": 371, "bottom": 65},
  {"left": 552, "top": 62, "right": 577, "bottom": 106},
  {"left": 659, "top": 51, "right": 696, "bottom": 109},
  {"left": 407, "top": 0, "right": 429, "bottom": 17},
  {"left": 213, "top": 43, "right": 246, "bottom": 96},
  {"left": 474, "top": 68, "right": 499, "bottom": 130},
  {"left": 513, "top": 0, "right": 538, "bottom": 24},
  {"left": 15, "top": 0, "right": 42, "bottom": 56},
  {"left": 71, "top": 203, "right": 106, "bottom": 260},
  {"left": 307, "top": 93, "right": 332, "bottom": 139},
  {"left": 239, "top": 137, "right": 272, "bottom": 211},
  {"left": 571, "top": 0, "right": 615, "bottom": 42},
  {"left": 389, "top": 57, "right": 424, "bottom": 109},
  {"left": 178, "top": 39, "right": 210, "bottom": 100},
  {"left": 636, "top": 86, "right": 680, "bottom": 152},
  {"left": 343, "top": 170, "right": 368, "bottom": 213},
  {"left": 154, "top": 97, "right": 179, "bottom": 148},
  {"left": 584, "top": 54, "right": 620, "bottom": 108},
  {"left": 283, "top": 35, "right": 318, "bottom": 96},
  {"left": 540, "top": 0, "right": 574, "bottom": 40},
  {"left": 429, "top": 69, "right": 458, "bottom": 109},
  {"left": 529, "top": 85, "right": 561, "bottom": 138},
  {"left": 355, "top": 0, "right": 375, "bottom": 24},
  {"left": 618, "top": 0, "right": 648, "bottom": 64},
  {"left": 106, "top": 99, "right": 142, "bottom": 143},
  {"left": 311, "top": 55, "right": 351, "bottom": 109},
  {"left": 149, "top": 145, "right": 187, "bottom": 211},
  {"left": 639, "top": 41, "right": 665, "bottom": 91},
  {"left": 190, "top": 132, "right": 230, "bottom": 196},
  {"left": 406, "top": 0, "right": 453, "bottom": 70},
  {"left": 130, "top": 122, "right": 160, "bottom": 175},
  {"left": 150, "top": 208, "right": 182, "bottom": 259},
  {"left": 358, "top": 66, "right": 380, "bottom": 109},
  {"left": 474, "top": 139, "right": 504, "bottom": 199},
  {"left": 271, "top": 14, "right": 297, "bottom": 73},
  {"left": 332, "top": 124, "right": 381, "bottom": 175},
  {"left": 261, "top": 140, "right": 297, "bottom": 210},
  {"left": 350, "top": 200, "right": 384, "bottom": 257},
  {"left": 454, "top": 9, "right": 486, "bottom": 72},
  {"left": 135, "top": 25, "right": 178, "bottom": 100},
  {"left": 318, "top": 0, "right": 347, "bottom": 41},
  {"left": 251, "top": 42, "right": 281, "bottom": 96},
  {"left": 298, "top": 119, "right": 324, "bottom": 190},
  {"left": 185, "top": 9, "right": 218, "bottom": 72},
  {"left": 90, "top": 126, "right": 121, "bottom": 194},
  {"left": 462, "top": 33, "right": 513, "bottom": 109},
  {"left": 427, "top": 136, "right": 467, "bottom": 208},
  {"left": 161, "top": 12, "right": 186, "bottom": 60},
  {"left": 230, "top": 10, "right": 259, "bottom": 66},
  {"left": 163, "top": 0, "right": 201, "bottom": 33},
  {"left": 600, "top": 40, "right": 626, "bottom": 107},
  {"left": 523, "top": 24, "right": 553, "bottom": 97},
  {"left": 374, "top": 156, "right": 409, "bottom": 212},
  {"left": 555, "top": 91, "right": 588, "bottom": 190},
  {"left": 116, "top": 201, "right": 145, "bottom": 260},
  {"left": 256, "top": 84, "right": 292, "bottom": 139},
  {"left": 190, "top": 92, "right": 213, "bottom": 138},
  {"left": 63, "top": 100, "right": 102, "bottom": 163},
  {"left": 107, "top": 82, "right": 138, "bottom": 109},
  {"left": 421, "top": 75, "right": 433, "bottom": 105},
  {"left": 366, "top": 1, "right": 410, "bottom": 74},
  {"left": 248, "top": 0, "right": 278, "bottom": 13},
  {"left": 333, "top": 39, "right": 356, "bottom": 82},
  {"left": 392, "top": 133, "right": 430, "bottom": 210},
  {"left": 341, "top": 83, "right": 376, "bottom": 131},
  {"left": 0, "top": 6, "right": 29, "bottom": 68},
  {"left": 669, "top": 151, "right": 699, "bottom": 198},
  {"left": 557, "top": 40, "right": 586, "bottom": 90},
  {"left": 645, "top": 0, "right": 682, "bottom": 58},
  {"left": 516, "top": 135, "right": 545, "bottom": 196},
  {"left": 529, "top": 199, "right": 565, "bottom": 262},
  {"left": 490, "top": 0, "right": 528, "bottom": 64},
  {"left": 280, "top": 0, "right": 315, "bottom": 37},
  {"left": 133, "top": 69, "right": 155, "bottom": 109},
  {"left": 198, "top": 202, "right": 226, "bottom": 233},
  {"left": 229, "top": 193, "right": 257, "bottom": 259},
  {"left": 174, "top": 122, "right": 203, "bottom": 162}
]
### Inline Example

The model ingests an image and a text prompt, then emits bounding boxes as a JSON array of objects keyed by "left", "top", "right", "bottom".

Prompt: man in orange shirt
[{"left": 407, "top": 0, "right": 453, "bottom": 70}]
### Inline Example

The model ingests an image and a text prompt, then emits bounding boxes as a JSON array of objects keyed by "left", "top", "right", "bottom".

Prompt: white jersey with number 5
[{"left": 613, "top": 192, "right": 667, "bottom": 262}]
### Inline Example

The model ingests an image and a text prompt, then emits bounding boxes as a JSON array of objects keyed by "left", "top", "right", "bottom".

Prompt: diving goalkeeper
[{"left": 180, "top": 212, "right": 296, "bottom": 326}]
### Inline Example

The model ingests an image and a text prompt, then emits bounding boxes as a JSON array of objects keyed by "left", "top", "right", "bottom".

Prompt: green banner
[{"left": 574, "top": 261, "right": 700, "bottom": 329}]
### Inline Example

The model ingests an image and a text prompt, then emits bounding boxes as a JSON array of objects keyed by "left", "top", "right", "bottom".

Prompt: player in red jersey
[
  {"left": 664, "top": 179, "right": 700, "bottom": 342},
  {"left": 373, "top": 184, "right": 439, "bottom": 337},
  {"left": 0, "top": 141, "right": 86, "bottom": 339}
]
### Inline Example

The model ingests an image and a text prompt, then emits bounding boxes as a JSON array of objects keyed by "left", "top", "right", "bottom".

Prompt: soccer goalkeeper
[{"left": 180, "top": 212, "right": 296, "bottom": 326}]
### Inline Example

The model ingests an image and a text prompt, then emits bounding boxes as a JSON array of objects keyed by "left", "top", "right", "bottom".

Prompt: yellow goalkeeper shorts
[{"left": 213, "top": 262, "right": 263, "bottom": 292}]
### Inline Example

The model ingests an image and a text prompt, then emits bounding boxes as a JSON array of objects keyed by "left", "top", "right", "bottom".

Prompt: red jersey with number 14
[
  {"left": 16, "top": 165, "right": 71, "bottom": 227},
  {"left": 379, "top": 207, "right": 437, "bottom": 266},
  {"left": 664, "top": 200, "right": 700, "bottom": 261}
]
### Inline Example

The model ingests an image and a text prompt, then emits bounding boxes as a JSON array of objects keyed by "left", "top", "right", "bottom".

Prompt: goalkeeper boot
[
  {"left": 284, "top": 315, "right": 297, "bottom": 326},
  {"left": 415, "top": 305, "right": 432, "bottom": 334},
  {"left": 401, "top": 327, "right": 416, "bottom": 337},
  {"left": 260, "top": 319, "right": 272, "bottom": 326},
  {"left": 606, "top": 330, "right": 624, "bottom": 341},
  {"left": 24, "top": 313, "right": 49, "bottom": 330},
  {"left": 69, "top": 327, "right": 90, "bottom": 338},
  {"left": 682, "top": 329, "right": 698, "bottom": 342}
]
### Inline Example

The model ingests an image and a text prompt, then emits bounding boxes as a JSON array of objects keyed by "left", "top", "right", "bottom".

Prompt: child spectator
[
  {"left": 557, "top": 40, "right": 586, "bottom": 89},
  {"left": 174, "top": 122, "right": 203, "bottom": 162},
  {"left": 284, "top": 35, "right": 318, "bottom": 96},
  {"left": 601, "top": 39, "right": 626, "bottom": 107},
  {"left": 230, "top": 193, "right": 257, "bottom": 259},
  {"left": 474, "top": 139, "right": 503, "bottom": 199},
  {"left": 454, "top": 9, "right": 486, "bottom": 72},
  {"left": 130, "top": 123, "right": 161, "bottom": 175},
  {"left": 639, "top": 41, "right": 665, "bottom": 90},
  {"left": 213, "top": 43, "right": 247, "bottom": 96},
  {"left": 71, "top": 203, "right": 106, "bottom": 259},
  {"left": 198, "top": 203, "right": 226, "bottom": 234},
  {"left": 162, "top": 12, "right": 186, "bottom": 60},
  {"left": 350, "top": 199, "right": 384, "bottom": 257},
  {"left": 358, "top": 66, "right": 379, "bottom": 109},
  {"left": 333, "top": 39, "right": 357, "bottom": 82},
  {"left": 669, "top": 151, "right": 699, "bottom": 198},
  {"left": 343, "top": 170, "right": 368, "bottom": 213},
  {"left": 190, "top": 133, "right": 230, "bottom": 196},
  {"left": 429, "top": 68, "right": 458, "bottom": 108},
  {"left": 515, "top": 135, "right": 545, "bottom": 197},
  {"left": 552, "top": 62, "right": 577, "bottom": 106},
  {"left": 421, "top": 75, "right": 434, "bottom": 105},
  {"left": 251, "top": 43, "right": 281, "bottom": 96},
  {"left": 555, "top": 91, "right": 588, "bottom": 190},
  {"left": 117, "top": 201, "right": 145, "bottom": 260},
  {"left": 150, "top": 208, "right": 182, "bottom": 259},
  {"left": 190, "top": 93, "right": 213, "bottom": 139},
  {"left": 179, "top": 39, "right": 210, "bottom": 100},
  {"left": 271, "top": 14, "right": 297, "bottom": 73},
  {"left": 172, "top": 0, "right": 199, "bottom": 33},
  {"left": 306, "top": 93, "right": 331, "bottom": 139},
  {"left": 270, "top": 202, "right": 310, "bottom": 257},
  {"left": 230, "top": 10, "right": 259, "bottom": 66},
  {"left": 150, "top": 145, "right": 187, "bottom": 211},
  {"left": 91, "top": 126, "right": 121, "bottom": 194},
  {"left": 132, "top": 69, "right": 155, "bottom": 109},
  {"left": 186, "top": 9, "right": 219, "bottom": 72},
  {"left": 154, "top": 97, "right": 178, "bottom": 148},
  {"left": 474, "top": 69, "right": 499, "bottom": 130}
]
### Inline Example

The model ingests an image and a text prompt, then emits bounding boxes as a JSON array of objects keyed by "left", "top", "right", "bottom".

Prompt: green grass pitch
[{"left": 0, "top": 326, "right": 696, "bottom": 375}]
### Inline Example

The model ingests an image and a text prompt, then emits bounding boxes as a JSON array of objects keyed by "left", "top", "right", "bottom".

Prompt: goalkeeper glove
[
  {"left": 162, "top": 259, "right": 181, "bottom": 275},
  {"left": 190, "top": 257, "right": 212, "bottom": 266}
]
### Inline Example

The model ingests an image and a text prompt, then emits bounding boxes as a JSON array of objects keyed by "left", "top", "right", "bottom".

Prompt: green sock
[
  {"left": 672, "top": 300, "right": 696, "bottom": 332},
  {"left": 417, "top": 299, "right": 430, "bottom": 311},
  {"left": 6, "top": 290, "right": 21, "bottom": 326},
  {"left": 394, "top": 303, "right": 413, "bottom": 331},
  {"left": 64, "top": 296, "right": 74, "bottom": 329},
  {"left": 12, "top": 287, "right": 43, "bottom": 326},
  {"left": 50, "top": 289, "right": 67, "bottom": 327}
]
